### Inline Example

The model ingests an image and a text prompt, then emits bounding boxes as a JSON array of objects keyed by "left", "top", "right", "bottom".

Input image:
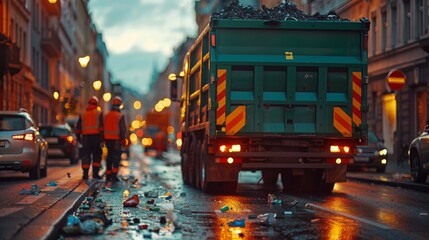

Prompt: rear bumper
[{"left": 0, "top": 152, "right": 38, "bottom": 172}]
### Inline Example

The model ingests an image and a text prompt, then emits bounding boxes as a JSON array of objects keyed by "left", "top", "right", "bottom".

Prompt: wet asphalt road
[{"left": 55, "top": 145, "right": 429, "bottom": 240}]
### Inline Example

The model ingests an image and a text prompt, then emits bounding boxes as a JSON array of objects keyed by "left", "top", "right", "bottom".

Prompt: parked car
[
  {"left": 408, "top": 125, "right": 429, "bottom": 183},
  {"left": 350, "top": 130, "right": 388, "bottom": 173},
  {"left": 0, "top": 109, "right": 48, "bottom": 179},
  {"left": 39, "top": 123, "right": 79, "bottom": 165}
]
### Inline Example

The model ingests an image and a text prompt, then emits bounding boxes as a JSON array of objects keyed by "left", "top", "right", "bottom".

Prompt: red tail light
[
  {"left": 66, "top": 135, "right": 74, "bottom": 144},
  {"left": 211, "top": 34, "right": 216, "bottom": 47},
  {"left": 12, "top": 133, "right": 34, "bottom": 141}
]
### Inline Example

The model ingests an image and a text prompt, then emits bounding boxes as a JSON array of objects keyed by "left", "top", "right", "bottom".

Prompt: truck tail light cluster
[
  {"left": 215, "top": 143, "right": 243, "bottom": 164},
  {"left": 219, "top": 144, "right": 241, "bottom": 153},
  {"left": 215, "top": 157, "right": 242, "bottom": 164},
  {"left": 329, "top": 145, "right": 350, "bottom": 153},
  {"left": 12, "top": 133, "right": 34, "bottom": 141},
  {"left": 327, "top": 158, "right": 352, "bottom": 164}
]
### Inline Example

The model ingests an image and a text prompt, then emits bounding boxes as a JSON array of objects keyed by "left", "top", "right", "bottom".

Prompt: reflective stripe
[
  {"left": 82, "top": 109, "right": 101, "bottom": 134},
  {"left": 112, "top": 167, "right": 119, "bottom": 173},
  {"left": 93, "top": 162, "right": 101, "bottom": 167},
  {"left": 82, "top": 164, "right": 90, "bottom": 169}
]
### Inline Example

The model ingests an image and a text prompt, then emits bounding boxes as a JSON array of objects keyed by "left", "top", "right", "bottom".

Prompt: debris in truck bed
[{"left": 212, "top": 0, "right": 349, "bottom": 21}]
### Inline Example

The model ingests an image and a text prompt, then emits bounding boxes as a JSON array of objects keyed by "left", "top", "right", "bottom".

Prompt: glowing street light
[
  {"left": 103, "top": 92, "right": 112, "bottom": 102},
  {"left": 133, "top": 100, "right": 142, "bottom": 110},
  {"left": 78, "top": 55, "right": 90, "bottom": 68},
  {"left": 93, "top": 80, "right": 102, "bottom": 91},
  {"left": 53, "top": 91, "right": 59, "bottom": 100}
]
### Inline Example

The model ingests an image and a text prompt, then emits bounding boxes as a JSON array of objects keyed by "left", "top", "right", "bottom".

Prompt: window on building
[
  {"left": 391, "top": 3, "right": 398, "bottom": 47},
  {"left": 416, "top": 0, "right": 425, "bottom": 37},
  {"left": 381, "top": 9, "right": 387, "bottom": 51},
  {"left": 403, "top": 0, "right": 411, "bottom": 42},
  {"left": 371, "top": 14, "right": 377, "bottom": 55}
]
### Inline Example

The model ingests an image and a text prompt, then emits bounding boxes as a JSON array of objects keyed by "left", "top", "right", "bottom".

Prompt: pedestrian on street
[
  {"left": 104, "top": 96, "right": 127, "bottom": 183},
  {"left": 75, "top": 96, "right": 104, "bottom": 180}
]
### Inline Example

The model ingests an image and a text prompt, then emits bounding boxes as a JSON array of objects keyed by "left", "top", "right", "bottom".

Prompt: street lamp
[
  {"left": 103, "top": 92, "right": 112, "bottom": 102},
  {"left": 93, "top": 80, "right": 102, "bottom": 91},
  {"left": 168, "top": 71, "right": 184, "bottom": 101},
  {"left": 78, "top": 55, "right": 90, "bottom": 68}
]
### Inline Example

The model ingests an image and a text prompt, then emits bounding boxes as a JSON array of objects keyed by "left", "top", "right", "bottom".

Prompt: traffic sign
[{"left": 387, "top": 69, "right": 406, "bottom": 91}]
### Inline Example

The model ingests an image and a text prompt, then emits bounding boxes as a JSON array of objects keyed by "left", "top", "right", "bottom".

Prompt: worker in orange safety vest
[
  {"left": 75, "top": 96, "right": 103, "bottom": 180},
  {"left": 104, "top": 96, "right": 127, "bottom": 183}
]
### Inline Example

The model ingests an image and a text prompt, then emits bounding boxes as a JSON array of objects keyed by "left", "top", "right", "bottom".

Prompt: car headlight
[{"left": 379, "top": 148, "right": 388, "bottom": 156}]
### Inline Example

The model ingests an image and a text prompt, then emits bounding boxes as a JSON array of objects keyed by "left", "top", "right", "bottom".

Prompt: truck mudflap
[{"left": 325, "top": 164, "right": 347, "bottom": 183}]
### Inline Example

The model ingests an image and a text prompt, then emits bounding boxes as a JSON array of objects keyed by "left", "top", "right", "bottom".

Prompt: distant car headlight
[{"left": 379, "top": 149, "right": 388, "bottom": 155}]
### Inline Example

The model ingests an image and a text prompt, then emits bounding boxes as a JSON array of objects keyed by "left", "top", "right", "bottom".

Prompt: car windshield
[
  {"left": 0, "top": 116, "right": 25, "bottom": 131},
  {"left": 40, "top": 127, "right": 70, "bottom": 136},
  {"left": 368, "top": 131, "right": 380, "bottom": 144}
]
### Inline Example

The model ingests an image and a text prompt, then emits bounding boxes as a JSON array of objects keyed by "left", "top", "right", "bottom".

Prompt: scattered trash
[
  {"left": 123, "top": 189, "right": 130, "bottom": 199},
  {"left": 79, "top": 211, "right": 110, "bottom": 227},
  {"left": 144, "top": 190, "right": 158, "bottom": 198},
  {"left": 311, "top": 218, "right": 320, "bottom": 223},
  {"left": 220, "top": 205, "right": 230, "bottom": 213},
  {"left": 284, "top": 211, "right": 293, "bottom": 216},
  {"left": 286, "top": 199, "right": 298, "bottom": 207},
  {"left": 138, "top": 223, "right": 149, "bottom": 230},
  {"left": 212, "top": 0, "right": 347, "bottom": 22},
  {"left": 180, "top": 192, "right": 187, "bottom": 197},
  {"left": 46, "top": 181, "right": 57, "bottom": 186},
  {"left": 147, "top": 199, "right": 155, "bottom": 204},
  {"left": 268, "top": 194, "right": 282, "bottom": 205},
  {"left": 248, "top": 214, "right": 257, "bottom": 219},
  {"left": 67, "top": 172, "right": 71, "bottom": 178},
  {"left": 80, "top": 220, "right": 104, "bottom": 235},
  {"left": 66, "top": 215, "right": 81, "bottom": 226},
  {"left": 259, "top": 213, "right": 276, "bottom": 226},
  {"left": 20, "top": 184, "right": 41, "bottom": 195},
  {"left": 160, "top": 216, "right": 167, "bottom": 224},
  {"left": 123, "top": 195, "right": 140, "bottom": 207},
  {"left": 149, "top": 206, "right": 160, "bottom": 212},
  {"left": 227, "top": 219, "right": 245, "bottom": 227}
]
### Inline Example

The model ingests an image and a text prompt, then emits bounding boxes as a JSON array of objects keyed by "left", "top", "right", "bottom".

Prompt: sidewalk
[{"left": 346, "top": 156, "right": 429, "bottom": 193}]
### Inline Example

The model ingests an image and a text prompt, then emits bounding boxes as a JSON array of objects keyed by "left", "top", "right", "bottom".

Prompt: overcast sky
[{"left": 88, "top": 0, "right": 197, "bottom": 95}]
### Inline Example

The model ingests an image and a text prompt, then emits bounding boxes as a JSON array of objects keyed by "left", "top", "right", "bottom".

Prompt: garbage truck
[
  {"left": 143, "top": 111, "right": 170, "bottom": 157},
  {"left": 172, "top": 4, "right": 370, "bottom": 194}
]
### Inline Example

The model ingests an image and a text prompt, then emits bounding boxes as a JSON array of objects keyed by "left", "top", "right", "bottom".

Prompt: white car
[{"left": 0, "top": 109, "right": 48, "bottom": 179}]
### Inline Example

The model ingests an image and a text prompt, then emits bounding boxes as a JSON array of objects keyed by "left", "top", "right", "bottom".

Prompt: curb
[
  {"left": 347, "top": 176, "right": 429, "bottom": 194},
  {"left": 13, "top": 178, "right": 99, "bottom": 240},
  {"left": 44, "top": 179, "right": 99, "bottom": 240}
]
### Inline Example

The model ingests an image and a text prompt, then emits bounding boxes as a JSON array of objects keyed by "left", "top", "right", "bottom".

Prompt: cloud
[{"left": 89, "top": 0, "right": 197, "bottom": 95}]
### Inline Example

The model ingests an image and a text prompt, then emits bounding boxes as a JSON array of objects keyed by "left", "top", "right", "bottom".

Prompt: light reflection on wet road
[{"left": 61, "top": 145, "right": 428, "bottom": 239}]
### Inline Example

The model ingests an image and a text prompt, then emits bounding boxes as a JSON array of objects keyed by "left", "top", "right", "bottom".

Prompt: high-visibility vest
[
  {"left": 82, "top": 109, "right": 101, "bottom": 135},
  {"left": 104, "top": 111, "right": 122, "bottom": 140}
]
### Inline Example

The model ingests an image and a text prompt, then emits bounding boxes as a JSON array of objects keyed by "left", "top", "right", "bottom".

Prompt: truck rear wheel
[
  {"left": 195, "top": 140, "right": 202, "bottom": 190},
  {"left": 262, "top": 170, "right": 279, "bottom": 186}
]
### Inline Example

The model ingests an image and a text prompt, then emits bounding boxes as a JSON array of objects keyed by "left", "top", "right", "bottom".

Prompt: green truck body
[{"left": 177, "top": 18, "right": 370, "bottom": 194}]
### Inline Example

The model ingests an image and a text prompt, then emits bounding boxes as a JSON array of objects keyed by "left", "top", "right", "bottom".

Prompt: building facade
[
  {"left": 0, "top": 0, "right": 110, "bottom": 125},
  {"left": 297, "top": 0, "right": 429, "bottom": 162}
]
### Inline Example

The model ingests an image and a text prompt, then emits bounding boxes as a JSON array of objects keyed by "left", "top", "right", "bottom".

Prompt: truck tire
[
  {"left": 262, "top": 170, "right": 279, "bottom": 186},
  {"left": 182, "top": 137, "right": 196, "bottom": 185},
  {"left": 410, "top": 153, "right": 427, "bottom": 183},
  {"left": 313, "top": 170, "right": 334, "bottom": 194},
  {"left": 281, "top": 170, "right": 303, "bottom": 194},
  {"left": 188, "top": 136, "right": 197, "bottom": 187},
  {"left": 195, "top": 140, "right": 202, "bottom": 190}
]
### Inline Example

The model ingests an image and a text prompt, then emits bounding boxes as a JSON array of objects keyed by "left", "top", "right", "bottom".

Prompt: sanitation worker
[
  {"left": 104, "top": 96, "right": 127, "bottom": 183},
  {"left": 76, "top": 96, "right": 103, "bottom": 180}
]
